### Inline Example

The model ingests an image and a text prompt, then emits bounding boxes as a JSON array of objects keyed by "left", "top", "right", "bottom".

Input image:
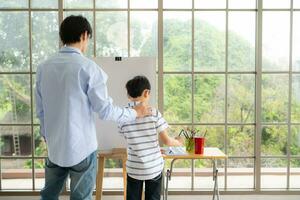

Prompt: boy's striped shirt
[{"left": 118, "top": 102, "right": 168, "bottom": 180}]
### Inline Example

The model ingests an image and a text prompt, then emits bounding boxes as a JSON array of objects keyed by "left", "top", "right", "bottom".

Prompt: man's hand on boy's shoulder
[{"left": 133, "top": 102, "right": 153, "bottom": 118}]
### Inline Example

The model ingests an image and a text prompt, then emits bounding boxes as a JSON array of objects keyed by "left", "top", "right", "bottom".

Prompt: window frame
[{"left": 0, "top": 0, "right": 300, "bottom": 194}]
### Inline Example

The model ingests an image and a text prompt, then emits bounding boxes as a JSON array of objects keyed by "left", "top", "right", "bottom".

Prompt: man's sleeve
[
  {"left": 156, "top": 110, "right": 169, "bottom": 134},
  {"left": 86, "top": 62, "right": 137, "bottom": 124},
  {"left": 35, "top": 67, "right": 45, "bottom": 139}
]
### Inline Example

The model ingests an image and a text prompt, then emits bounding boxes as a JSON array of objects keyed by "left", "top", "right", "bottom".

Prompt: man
[{"left": 35, "top": 15, "right": 151, "bottom": 200}]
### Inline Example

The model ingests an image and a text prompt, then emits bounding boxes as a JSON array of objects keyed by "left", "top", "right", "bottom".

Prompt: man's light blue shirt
[{"left": 35, "top": 46, "right": 137, "bottom": 167}]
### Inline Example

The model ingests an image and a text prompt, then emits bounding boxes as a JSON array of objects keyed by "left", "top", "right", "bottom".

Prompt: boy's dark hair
[
  {"left": 59, "top": 15, "right": 92, "bottom": 44},
  {"left": 126, "top": 76, "right": 151, "bottom": 98}
]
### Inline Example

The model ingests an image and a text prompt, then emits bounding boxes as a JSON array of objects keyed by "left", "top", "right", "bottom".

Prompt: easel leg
[
  {"left": 96, "top": 156, "right": 105, "bottom": 200},
  {"left": 122, "top": 159, "right": 127, "bottom": 200},
  {"left": 141, "top": 181, "right": 146, "bottom": 200}
]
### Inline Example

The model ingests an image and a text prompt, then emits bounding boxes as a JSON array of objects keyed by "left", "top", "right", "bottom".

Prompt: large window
[
  {"left": 163, "top": 0, "right": 256, "bottom": 191},
  {"left": 0, "top": 0, "right": 300, "bottom": 193}
]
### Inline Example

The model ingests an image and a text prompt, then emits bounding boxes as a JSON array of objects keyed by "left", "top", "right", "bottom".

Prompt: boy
[{"left": 118, "top": 76, "right": 183, "bottom": 200}]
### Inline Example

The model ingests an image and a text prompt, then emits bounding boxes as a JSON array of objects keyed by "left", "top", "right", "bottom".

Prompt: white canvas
[{"left": 93, "top": 57, "right": 156, "bottom": 151}]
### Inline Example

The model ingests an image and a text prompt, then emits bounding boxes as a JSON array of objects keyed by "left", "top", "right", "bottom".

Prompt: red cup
[{"left": 194, "top": 137, "right": 205, "bottom": 154}]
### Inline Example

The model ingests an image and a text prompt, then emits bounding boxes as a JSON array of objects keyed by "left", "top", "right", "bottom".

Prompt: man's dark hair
[
  {"left": 126, "top": 76, "right": 151, "bottom": 98},
  {"left": 59, "top": 15, "right": 92, "bottom": 44}
]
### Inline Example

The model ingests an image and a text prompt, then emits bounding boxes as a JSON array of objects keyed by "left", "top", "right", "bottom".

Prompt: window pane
[
  {"left": 263, "top": 0, "right": 290, "bottom": 9},
  {"left": 295, "top": 0, "right": 300, "bottom": 8},
  {"left": 262, "top": 74, "right": 288, "bottom": 122},
  {"left": 194, "top": 11, "right": 225, "bottom": 72},
  {"left": 229, "top": 0, "right": 256, "bottom": 9},
  {"left": 163, "top": 125, "right": 195, "bottom": 190},
  {"left": 163, "top": 0, "right": 192, "bottom": 9},
  {"left": 195, "top": 126, "right": 225, "bottom": 151},
  {"left": 64, "top": 0, "right": 93, "bottom": 8},
  {"left": 32, "top": 75, "right": 39, "bottom": 124},
  {"left": 0, "top": 12, "right": 29, "bottom": 72},
  {"left": 32, "top": 12, "right": 59, "bottom": 72},
  {"left": 261, "top": 126, "right": 287, "bottom": 156},
  {"left": 165, "top": 125, "right": 193, "bottom": 139},
  {"left": 194, "top": 159, "right": 225, "bottom": 189},
  {"left": 164, "top": 75, "right": 192, "bottom": 123},
  {"left": 34, "top": 126, "right": 47, "bottom": 157},
  {"left": 227, "top": 158, "right": 254, "bottom": 189},
  {"left": 228, "top": 75, "right": 255, "bottom": 123},
  {"left": 165, "top": 125, "right": 192, "bottom": 170},
  {"left": 35, "top": 159, "right": 45, "bottom": 190},
  {"left": 194, "top": 126, "right": 225, "bottom": 189},
  {"left": 131, "top": 0, "right": 157, "bottom": 8},
  {"left": 261, "top": 158, "right": 287, "bottom": 189},
  {"left": 164, "top": 126, "right": 193, "bottom": 168},
  {"left": 0, "top": 0, "right": 27, "bottom": 8},
  {"left": 96, "top": 12, "right": 127, "bottom": 57},
  {"left": 102, "top": 165, "right": 123, "bottom": 190},
  {"left": 98, "top": 157, "right": 125, "bottom": 190},
  {"left": 290, "top": 159, "right": 300, "bottom": 189},
  {"left": 130, "top": 11, "right": 157, "bottom": 57},
  {"left": 96, "top": 0, "right": 127, "bottom": 8},
  {"left": 32, "top": 0, "right": 58, "bottom": 8},
  {"left": 164, "top": 12, "right": 191, "bottom": 72},
  {"left": 194, "top": 75, "right": 225, "bottom": 123},
  {"left": 293, "top": 12, "right": 300, "bottom": 71},
  {"left": 262, "top": 12, "right": 290, "bottom": 71},
  {"left": 64, "top": 11, "right": 94, "bottom": 57},
  {"left": 228, "top": 126, "right": 254, "bottom": 156},
  {"left": 1, "top": 159, "right": 32, "bottom": 190},
  {"left": 291, "top": 126, "right": 300, "bottom": 156},
  {"left": 0, "top": 75, "right": 31, "bottom": 124},
  {"left": 228, "top": 12, "right": 255, "bottom": 72},
  {"left": 292, "top": 75, "right": 300, "bottom": 122},
  {"left": 0, "top": 126, "right": 31, "bottom": 156},
  {"left": 195, "top": 0, "right": 226, "bottom": 9},
  {"left": 165, "top": 160, "right": 192, "bottom": 189}
]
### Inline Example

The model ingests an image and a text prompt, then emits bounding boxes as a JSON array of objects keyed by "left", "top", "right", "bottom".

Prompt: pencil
[{"left": 203, "top": 130, "right": 207, "bottom": 138}]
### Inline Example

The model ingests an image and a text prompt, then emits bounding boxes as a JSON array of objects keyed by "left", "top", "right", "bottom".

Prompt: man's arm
[{"left": 35, "top": 67, "right": 46, "bottom": 140}]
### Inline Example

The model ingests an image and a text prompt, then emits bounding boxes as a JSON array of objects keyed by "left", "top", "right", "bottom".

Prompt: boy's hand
[
  {"left": 133, "top": 103, "right": 152, "bottom": 118},
  {"left": 175, "top": 136, "right": 184, "bottom": 146}
]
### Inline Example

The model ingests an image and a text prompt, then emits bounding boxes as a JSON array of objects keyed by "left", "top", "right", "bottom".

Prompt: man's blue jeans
[{"left": 40, "top": 151, "right": 97, "bottom": 200}]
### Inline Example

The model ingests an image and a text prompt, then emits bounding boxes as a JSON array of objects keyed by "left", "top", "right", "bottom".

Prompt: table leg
[
  {"left": 212, "top": 160, "right": 220, "bottom": 200},
  {"left": 165, "top": 159, "right": 177, "bottom": 200},
  {"left": 96, "top": 156, "right": 105, "bottom": 200},
  {"left": 165, "top": 169, "right": 170, "bottom": 200},
  {"left": 162, "top": 167, "right": 165, "bottom": 200},
  {"left": 122, "top": 159, "right": 127, "bottom": 200},
  {"left": 191, "top": 159, "right": 195, "bottom": 190}
]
